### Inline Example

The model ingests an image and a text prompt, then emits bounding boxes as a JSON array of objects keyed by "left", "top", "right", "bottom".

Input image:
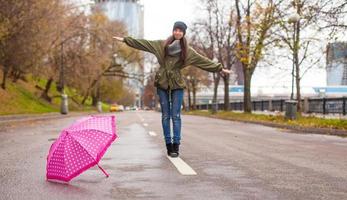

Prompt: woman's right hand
[
  {"left": 113, "top": 36, "right": 124, "bottom": 42},
  {"left": 219, "top": 68, "right": 231, "bottom": 77}
]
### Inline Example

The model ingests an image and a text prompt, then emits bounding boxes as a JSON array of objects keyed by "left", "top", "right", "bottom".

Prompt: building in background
[
  {"left": 94, "top": 0, "right": 144, "bottom": 38},
  {"left": 326, "top": 42, "right": 347, "bottom": 86},
  {"left": 95, "top": 0, "right": 144, "bottom": 107}
]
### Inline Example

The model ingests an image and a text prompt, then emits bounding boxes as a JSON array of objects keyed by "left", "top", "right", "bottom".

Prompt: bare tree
[{"left": 191, "top": 0, "right": 239, "bottom": 112}]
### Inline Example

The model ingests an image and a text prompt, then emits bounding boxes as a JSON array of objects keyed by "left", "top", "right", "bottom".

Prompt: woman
[{"left": 113, "top": 21, "right": 231, "bottom": 158}]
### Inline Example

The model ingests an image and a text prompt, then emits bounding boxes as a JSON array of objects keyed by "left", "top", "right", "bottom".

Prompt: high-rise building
[
  {"left": 95, "top": 0, "right": 144, "bottom": 107},
  {"left": 326, "top": 42, "right": 347, "bottom": 86},
  {"left": 94, "top": 0, "right": 144, "bottom": 38}
]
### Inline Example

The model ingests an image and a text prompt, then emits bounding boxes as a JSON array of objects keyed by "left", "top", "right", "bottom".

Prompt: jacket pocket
[
  {"left": 154, "top": 68, "right": 168, "bottom": 89},
  {"left": 173, "top": 71, "right": 186, "bottom": 88}
]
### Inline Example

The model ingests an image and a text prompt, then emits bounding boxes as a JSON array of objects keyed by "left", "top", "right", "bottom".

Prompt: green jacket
[{"left": 123, "top": 36, "right": 223, "bottom": 90}]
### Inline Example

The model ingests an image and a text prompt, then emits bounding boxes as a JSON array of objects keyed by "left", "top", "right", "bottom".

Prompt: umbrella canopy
[{"left": 46, "top": 115, "right": 117, "bottom": 183}]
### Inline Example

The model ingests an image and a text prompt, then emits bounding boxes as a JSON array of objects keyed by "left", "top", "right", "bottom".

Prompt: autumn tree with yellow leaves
[{"left": 234, "top": 0, "right": 284, "bottom": 113}]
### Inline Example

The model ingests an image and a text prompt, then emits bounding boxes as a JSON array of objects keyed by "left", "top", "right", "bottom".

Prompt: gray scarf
[{"left": 167, "top": 40, "right": 181, "bottom": 56}]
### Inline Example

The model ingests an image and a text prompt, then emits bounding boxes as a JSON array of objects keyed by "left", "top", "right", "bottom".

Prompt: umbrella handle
[{"left": 97, "top": 163, "right": 109, "bottom": 178}]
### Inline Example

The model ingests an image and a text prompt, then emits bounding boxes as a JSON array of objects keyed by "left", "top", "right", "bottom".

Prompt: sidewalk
[
  {"left": 233, "top": 110, "right": 347, "bottom": 120},
  {"left": 0, "top": 111, "right": 97, "bottom": 125},
  {"left": 186, "top": 110, "right": 347, "bottom": 137}
]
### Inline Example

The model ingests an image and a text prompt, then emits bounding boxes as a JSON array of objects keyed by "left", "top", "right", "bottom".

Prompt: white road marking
[
  {"left": 148, "top": 131, "right": 157, "bottom": 136},
  {"left": 136, "top": 113, "right": 144, "bottom": 121},
  {"left": 143, "top": 123, "right": 148, "bottom": 127},
  {"left": 167, "top": 156, "right": 197, "bottom": 175}
]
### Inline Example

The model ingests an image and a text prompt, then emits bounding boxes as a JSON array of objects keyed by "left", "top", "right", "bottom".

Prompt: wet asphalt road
[{"left": 0, "top": 110, "right": 347, "bottom": 200}]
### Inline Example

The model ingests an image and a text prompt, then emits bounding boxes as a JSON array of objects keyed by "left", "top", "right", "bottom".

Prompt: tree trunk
[
  {"left": 296, "top": 67, "right": 301, "bottom": 112},
  {"left": 187, "top": 84, "right": 192, "bottom": 110},
  {"left": 40, "top": 77, "right": 53, "bottom": 102},
  {"left": 12, "top": 70, "right": 22, "bottom": 83},
  {"left": 91, "top": 83, "right": 99, "bottom": 107},
  {"left": 81, "top": 79, "right": 98, "bottom": 105},
  {"left": 56, "top": 82, "right": 63, "bottom": 93},
  {"left": 243, "top": 68, "right": 252, "bottom": 113},
  {"left": 96, "top": 81, "right": 101, "bottom": 102},
  {"left": 1, "top": 67, "right": 9, "bottom": 90},
  {"left": 212, "top": 74, "right": 220, "bottom": 114},
  {"left": 182, "top": 99, "right": 186, "bottom": 111},
  {"left": 81, "top": 91, "right": 89, "bottom": 105},
  {"left": 92, "top": 92, "right": 98, "bottom": 107},
  {"left": 223, "top": 76, "right": 230, "bottom": 111},
  {"left": 192, "top": 80, "right": 197, "bottom": 110}
]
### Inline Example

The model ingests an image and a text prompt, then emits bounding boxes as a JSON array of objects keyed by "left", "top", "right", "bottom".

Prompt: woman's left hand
[
  {"left": 219, "top": 68, "right": 231, "bottom": 77},
  {"left": 113, "top": 36, "right": 124, "bottom": 42}
]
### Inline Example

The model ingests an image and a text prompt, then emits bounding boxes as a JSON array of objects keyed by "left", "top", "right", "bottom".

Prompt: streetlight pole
[
  {"left": 96, "top": 80, "right": 102, "bottom": 112},
  {"left": 288, "top": 11, "right": 300, "bottom": 100},
  {"left": 285, "top": 7, "right": 301, "bottom": 120},
  {"left": 291, "top": 22, "right": 296, "bottom": 100},
  {"left": 59, "top": 29, "right": 68, "bottom": 114},
  {"left": 59, "top": 30, "right": 65, "bottom": 93},
  {"left": 211, "top": 58, "right": 219, "bottom": 114}
]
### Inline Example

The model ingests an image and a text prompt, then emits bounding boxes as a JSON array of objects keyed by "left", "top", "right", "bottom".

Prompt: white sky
[
  {"left": 141, "top": 0, "right": 329, "bottom": 88},
  {"left": 142, "top": 0, "right": 199, "bottom": 40},
  {"left": 76, "top": 0, "right": 339, "bottom": 88}
]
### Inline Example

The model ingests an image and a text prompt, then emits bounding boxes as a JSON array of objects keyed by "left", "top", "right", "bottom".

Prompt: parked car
[
  {"left": 109, "top": 104, "right": 118, "bottom": 112},
  {"left": 130, "top": 106, "right": 138, "bottom": 111},
  {"left": 118, "top": 105, "right": 124, "bottom": 112},
  {"left": 109, "top": 104, "right": 124, "bottom": 112},
  {"left": 144, "top": 106, "right": 151, "bottom": 110}
]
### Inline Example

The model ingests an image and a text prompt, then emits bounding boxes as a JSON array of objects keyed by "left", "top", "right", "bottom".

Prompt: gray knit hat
[{"left": 173, "top": 21, "right": 187, "bottom": 35}]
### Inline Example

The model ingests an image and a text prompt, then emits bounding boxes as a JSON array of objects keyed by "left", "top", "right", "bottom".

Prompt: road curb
[{"left": 184, "top": 113, "right": 347, "bottom": 137}]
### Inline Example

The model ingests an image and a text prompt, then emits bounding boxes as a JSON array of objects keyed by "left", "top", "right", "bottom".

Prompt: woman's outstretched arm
[
  {"left": 186, "top": 47, "right": 231, "bottom": 76},
  {"left": 113, "top": 36, "right": 161, "bottom": 55}
]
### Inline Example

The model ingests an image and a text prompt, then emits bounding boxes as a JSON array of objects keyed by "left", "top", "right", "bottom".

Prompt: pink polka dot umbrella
[{"left": 46, "top": 115, "right": 117, "bottom": 183}]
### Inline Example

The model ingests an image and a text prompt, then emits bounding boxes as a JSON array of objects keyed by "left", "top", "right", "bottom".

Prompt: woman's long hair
[{"left": 164, "top": 35, "right": 188, "bottom": 65}]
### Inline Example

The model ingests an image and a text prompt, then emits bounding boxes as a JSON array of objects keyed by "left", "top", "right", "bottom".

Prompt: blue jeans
[{"left": 157, "top": 87, "right": 184, "bottom": 145}]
